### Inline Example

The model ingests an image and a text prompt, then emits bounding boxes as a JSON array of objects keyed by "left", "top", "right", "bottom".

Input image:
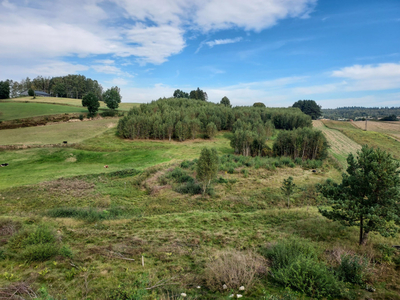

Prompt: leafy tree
[
  {"left": 281, "top": 177, "right": 296, "bottom": 208},
  {"left": 206, "top": 122, "right": 217, "bottom": 139},
  {"left": 293, "top": 100, "right": 321, "bottom": 120},
  {"left": 173, "top": 89, "right": 189, "bottom": 98},
  {"left": 189, "top": 87, "right": 207, "bottom": 101},
  {"left": 220, "top": 96, "right": 231, "bottom": 107},
  {"left": 253, "top": 102, "right": 266, "bottom": 108},
  {"left": 318, "top": 146, "right": 400, "bottom": 245},
  {"left": 103, "top": 86, "right": 122, "bottom": 110},
  {"left": 0, "top": 81, "right": 10, "bottom": 99},
  {"left": 28, "top": 88, "right": 35, "bottom": 97},
  {"left": 196, "top": 148, "right": 219, "bottom": 195},
  {"left": 82, "top": 92, "right": 100, "bottom": 117}
]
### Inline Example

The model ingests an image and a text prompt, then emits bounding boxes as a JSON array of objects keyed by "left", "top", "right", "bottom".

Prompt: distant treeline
[
  {"left": 4, "top": 75, "right": 103, "bottom": 100},
  {"left": 117, "top": 98, "right": 328, "bottom": 159},
  {"left": 322, "top": 106, "right": 400, "bottom": 120}
]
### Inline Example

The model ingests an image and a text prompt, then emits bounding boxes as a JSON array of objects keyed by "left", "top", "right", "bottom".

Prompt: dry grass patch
[
  {"left": 353, "top": 120, "right": 400, "bottom": 140},
  {"left": 39, "top": 178, "right": 95, "bottom": 197},
  {"left": 204, "top": 249, "right": 267, "bottom": 292}
]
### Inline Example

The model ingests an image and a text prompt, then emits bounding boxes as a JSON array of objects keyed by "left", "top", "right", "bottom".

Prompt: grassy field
[
  {"left": 322, "top": 120, "right": 400, "bottom": 160},
  {"left": 10, "top": 97, "right": 141, "bottom": 111},
  {"left": 313, "top": 120, "right": 361, "bottom": 167},
  {"left": 1, "top": 119, "right": 400, "bottom": 299},
  {"left": 0, "top": 102, "right": 87, "bottom": 121},
  {"left": 0, "top": 118, "right": 118, "bottom": 146}
]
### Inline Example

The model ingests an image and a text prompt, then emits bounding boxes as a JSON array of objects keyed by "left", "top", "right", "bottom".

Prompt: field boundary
[{"left": 0, "top": 143, "right": 77, "bottom": 150}]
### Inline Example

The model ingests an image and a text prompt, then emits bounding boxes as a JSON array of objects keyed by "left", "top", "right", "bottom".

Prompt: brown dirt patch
[{"left": 39, "top": 178, "right": 95, "bottom": 197}]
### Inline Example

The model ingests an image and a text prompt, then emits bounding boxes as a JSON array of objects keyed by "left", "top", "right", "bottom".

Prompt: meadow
[
  {"left": 0, "top": 105, "right": 400, "bottom": 299},
  {"left": 10, "top": 97, "right": 141, "bottom": 111},
  {"left": 0, "top": 102, "right": 87, "bottom": 121}
]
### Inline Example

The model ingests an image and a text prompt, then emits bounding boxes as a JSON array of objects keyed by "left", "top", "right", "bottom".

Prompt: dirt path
[{"left": 313, "top": 120, "right": 361, "bottom": 167}]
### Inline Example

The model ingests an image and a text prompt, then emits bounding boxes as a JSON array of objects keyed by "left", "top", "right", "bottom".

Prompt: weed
[
  {"left": 60, "top": 245, "right": 74, "bottom": 258},
  {"left": 336, "top": 254, "right": 369, "bottom": 285},
  {"left": 20, "top": 244, "right": 60, "bottom": 262},
  {"left": 204, "top": 249, "right": 266, "bottom": 292}
]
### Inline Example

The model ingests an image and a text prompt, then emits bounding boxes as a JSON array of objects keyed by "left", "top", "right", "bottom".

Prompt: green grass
[
  {"left": 0, "top": 130, "right": 233, "bottom": 189},
  {"left": 323, "top": 120, "right": 400, "bottom": 159},
  {"left": 0, "top": 118, "right": 118, "bottom": 145},
  {"left": 9, "top": 96, "right": 141, "bottom": 111},
  {"left": 0, "top": 102, "right": 87, "bottom": 121}
]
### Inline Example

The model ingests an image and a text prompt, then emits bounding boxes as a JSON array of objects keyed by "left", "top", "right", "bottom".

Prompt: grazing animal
[
  {"left": 63, "top": 141, "right": 68, "bottom": 144},
  {"left": 104, "top": 165, "right": 108, "bottom": 168},
  {"left": 0, "top": 163, "right": 9, "bottom": 167},
  {"left": 312, "top": 169, "right": 317, "bottom": 173}
]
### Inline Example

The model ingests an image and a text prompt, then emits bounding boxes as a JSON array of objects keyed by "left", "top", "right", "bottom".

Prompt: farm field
[
  {"left": 0, "top": 118, "right": 118, "bottom": 146},
  {"left": 322, "top": 120, "right": 400, "bottom": 160},
  {"left": 0, "top": 102, "right": 87, "bottom": 121},
  {"left": 10, "top": 97, "right": 141, "bottom": 111},
  {"left": 313, "top": 120, "right": 361, "bottom": 167},
  {"left": 352, "top": 120, "right": 400, "bottom": 140}
]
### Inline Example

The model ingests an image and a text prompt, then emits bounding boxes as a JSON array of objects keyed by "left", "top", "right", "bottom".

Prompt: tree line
[
  {"left": 322, "top": 106, "right": 400, "bottom": 120},
  {"left": 1, "top": 75, "right": 103, "bottom": 100}
]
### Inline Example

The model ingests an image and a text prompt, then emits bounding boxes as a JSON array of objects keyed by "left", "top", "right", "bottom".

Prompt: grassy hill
[
  {"left": 0, "top": 102, "right": 87, "bottom": 121},
  {"left": 10, "top": 96, "right": 141, "bottom": 111},
  {"left": 0, "top": 107, "right": 400, "bottom": 299}
]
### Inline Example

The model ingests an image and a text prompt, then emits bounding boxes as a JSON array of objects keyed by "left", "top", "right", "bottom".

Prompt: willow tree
[{"left": 318, "top": 146, "right": 400, "bottom": 245}]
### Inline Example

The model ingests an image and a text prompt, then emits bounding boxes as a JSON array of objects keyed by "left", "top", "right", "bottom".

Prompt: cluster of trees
[
  {"left": 117, "top": 97, "right": 313, "bottom": 147},
  {"left": 82, "top": 86, "right": 122, "bottom": 116},
  {"left": 292, "top": 100, "right": 322, "bottom": 120},
  {"left": 273, "top": 127, "right": 328, "bottom": 160},
  {"left": 173, "top": 87, "right": 208, "bottom": 101},
  {"left": 3, "top": 75, "right": 103, "bottom": 100},
  {"left": 322, "top": 106, "right": 400, "bottom": 120},
  {"left": 0, "top": 81, "right": 10, "bottom": 99}
]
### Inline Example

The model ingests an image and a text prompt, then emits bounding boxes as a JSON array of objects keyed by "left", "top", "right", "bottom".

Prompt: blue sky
[{"left": 1, "top": 0, "right": 399, "bottom": 108}]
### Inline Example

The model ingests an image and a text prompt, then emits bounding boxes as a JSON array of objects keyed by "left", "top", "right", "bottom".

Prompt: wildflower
[
  {"left": 197, "top": 286, "right": 201, "bottom": 289},
  {"left": 237, "top": 295, "right": 243, "bottom": 298},
  {"left": 223, "top": 284, "right": 228, "bottom": 289},
  {"left": 229, "top": 294, "right": 234, "bottom": 298},
  {"left": 181, "top": 293, "right": 187, "bottom": 297},
  {"left": 239, "top": 286, "right": 245, "bottom": 291}
]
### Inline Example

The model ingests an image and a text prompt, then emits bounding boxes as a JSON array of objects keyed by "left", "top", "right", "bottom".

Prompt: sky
[{"left": 1, "top": 0, "right": 399, "bottom": 108}]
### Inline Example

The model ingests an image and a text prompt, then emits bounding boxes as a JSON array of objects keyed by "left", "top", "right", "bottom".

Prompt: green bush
[
  {"left": 22, "top": 225, "right": 55, "bottom": 246},
  {"left": 0, "top": 248, "right": 5, "bottom": 260},
  {"left": 228, "top": 167, "right": 235, "bottom": 174},
  {"left": 60, "top": 245, "right": 74, "bottom": 259},
  {"left": 20, "top": 243, "right": 60, "bottom": 262},
  {"left": 336, "top": 254, "right": 369, "bottom": 285},
  {"left": 166, "top": 168, "right": 194, "bottom": 183},
  {"left": 100, "top": 109, "right": 118, "bottom": 117},
  {"left": 272, "top": 255, "right": 341, "bottom": 299},
  {"left": 175, "top": 181, "right": 202, "bottom": 195}
]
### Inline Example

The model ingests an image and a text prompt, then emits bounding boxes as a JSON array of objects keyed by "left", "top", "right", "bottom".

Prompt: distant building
[{"left": 20, "top": 90, "right": 51, "bottom": 97}]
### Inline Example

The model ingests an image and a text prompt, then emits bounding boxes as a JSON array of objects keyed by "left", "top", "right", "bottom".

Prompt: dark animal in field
[
  {"left": 0, "top": 163, "right": 9, "bottom": 167},
  {"left": 104, "top": 165, "right": 108, "bottom": 168},
  {"left": 63, "top": 141, "right": 68, "bottom": 144},
  {"left": 312, "top": 169, "right": 317, "bottom": 173}
]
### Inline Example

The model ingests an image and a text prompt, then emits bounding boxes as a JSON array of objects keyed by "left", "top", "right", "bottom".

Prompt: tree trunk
[
  {"left": 287, "top": 196, "right": 290, "bottom": 209},
  {"left": 359, "top": 216, "right": 369, "bottom": 245}
]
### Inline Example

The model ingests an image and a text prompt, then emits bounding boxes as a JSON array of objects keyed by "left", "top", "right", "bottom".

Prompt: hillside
[{"left": 0, "top": 101, "right": 399, "bottom": 299}]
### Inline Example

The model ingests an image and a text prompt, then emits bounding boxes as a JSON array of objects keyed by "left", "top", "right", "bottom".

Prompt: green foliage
[
  {"left": 189, "top": 87, "right": 207, "bottom": 101},
  {"left": 21, "top": 225, "right": 55, "bottom": 246},
  {"left": 293, "top": 100, "right": 322, "bottom": 120},
  {"left": 380, "top": 114, "right": 397, "bottom": 121},
  {"left": 100, "top": 109, "right": 118, "bottom": 117},
  {"left": 253, "top": 102, "right": 266, "bottom": 107},
  {"left": 322, "top": 106, "right": 400, "bottom": 120},
  {"left": 273, "top": 127, "right": 328, "bottom": 160},
  {"left": 206, "top": 122, "right": 217, "bottom": 139},
  {"left": 173, "top": 89, "right": 189, "bottom": 98},
  {"left": 336, "top": 254, "right": 369, "bottom": 285},
  {"left": 103, "top": 86, "right": 122, "bottom": 110},
  {"left": 82, "top": 92, "right": 100, "bottom": 117},
  {"left": 175, "top": 181, "right": 202, "bottom": 195},
  {"left": 0, "top": 248, "right": 5, "bottom": 260},
  {"left": 318, "top": 146, "right": 400, "bottom": 245},
  {"left": 107, "top": 274, "right": 149, "bottom": 300},
  {"left": 46, "top": 207, "right": 123, "bottom": 222},
  {"left": 197, "top": 148, "right": 219, "bottom": 195},
  {"left": 0, "top": 80, "right": 10, "bottom": 99},
  {"left": 220, "top": 96, "right": 231, "bottom": 107},
  {"left": 60, "top": 245, "right": 74, "bottom": 258},
  {"left": 28, "top": 88, "right": 35, "bottom": 97},
  {"left": 20, "top": 243, "right": 59, "bottom": 262},
  {"left": 281, "top": 177, "right": 296, "bottom": 208},
  {"left": 264, "top": 240, "right": 342, "bottom": 299},
  {"left": 166, "top": 168, "right": 194, "bottom": 183}
]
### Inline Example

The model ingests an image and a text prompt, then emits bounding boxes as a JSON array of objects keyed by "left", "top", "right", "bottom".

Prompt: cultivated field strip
[
  {"left": 313, "top": 120, "right": 361, "bottom": 166},
  {"left": 352, "top": 120, "right": 400, "bottom": 140}
]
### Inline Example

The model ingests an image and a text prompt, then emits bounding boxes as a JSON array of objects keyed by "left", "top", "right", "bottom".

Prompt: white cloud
[
  {"left": 206, "top": 37, "right": 243, "bottom": 48},
  {"left": 107, "top": 78, "right": 129, "bottom": 86},
  {"left": 332, "top": 62, "right": 400, "bottom": 91}
]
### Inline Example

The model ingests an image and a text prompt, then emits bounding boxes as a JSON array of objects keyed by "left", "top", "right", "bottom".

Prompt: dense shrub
[
  {"left": 336, "top": 254, "right": 369, "bottom": 285},
  {"left": 175, "top": 181, "right": 202, "bottom": 195},
  {"left": 166, "top": 168, "right": 194, "bottom": 183},
  {"left": 100, "top": 109, "right": 118, "bottom": 117},
  {"left": 20, "top": 243, "right": 60, "bottom": 262}
]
